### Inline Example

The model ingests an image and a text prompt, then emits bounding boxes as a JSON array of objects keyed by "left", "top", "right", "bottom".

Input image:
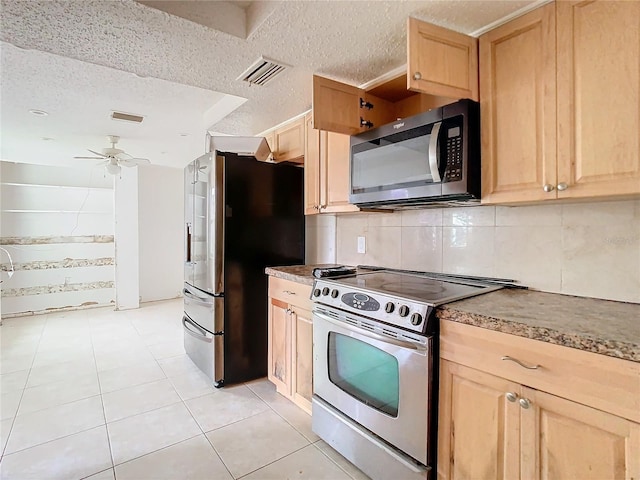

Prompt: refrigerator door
[
  {"left": 191, "top": 153, "right": 225, "bottom": 295},
  {"left": 183, "top": 314, "right": 224, "bottom": 386},
  {"left": 184, "top": 161, "right": 196, "bottom": 286},
  {"left": 183, "top": 283, "right": 224, "bottom": 334},
  {"left": 222, "top": 156, "right": 305, "bottom": 384},
  {"left": 183, "top": 283, "right": 224, "bottom": 385}
]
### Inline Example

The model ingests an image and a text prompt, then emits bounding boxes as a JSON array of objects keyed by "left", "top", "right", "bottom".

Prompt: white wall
[
  {"left": 1, "top": 161, "right": 115, "bottom": 316},
  {"left": 138, "top": 164, "right": 183, "bottom": 303},
  {"left": 307, "top": 199, "right": 640, "bottom": 304},
  {"left": 114, "top": 167, "right": 140, "bottom": 310}
]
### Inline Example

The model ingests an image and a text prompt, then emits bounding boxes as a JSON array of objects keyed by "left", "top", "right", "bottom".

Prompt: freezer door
[
  {"left": 191, "top": 153, "right": 224, "bottom": 295},
  {"left": 183, "top": 314, "right": 224, "bottom": 385},
  {"left": 184, "top": 161, "right": 196, "bottom": 286},
  {"left": 183, "top": 283, "right": 224, "bottom": 334}
]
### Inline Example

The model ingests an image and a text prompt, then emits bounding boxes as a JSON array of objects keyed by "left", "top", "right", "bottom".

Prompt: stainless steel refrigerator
[{"left": 183, "top": 136, "right": 304, "bottom": 387}]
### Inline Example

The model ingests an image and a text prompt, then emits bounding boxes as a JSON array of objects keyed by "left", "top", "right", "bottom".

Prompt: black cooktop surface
[{"left": 332, "top": 271, "right": 498, "bottom": 305}]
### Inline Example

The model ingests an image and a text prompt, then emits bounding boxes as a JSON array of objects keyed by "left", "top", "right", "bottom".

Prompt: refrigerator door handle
[
  {"left": 186, "top": 223, "right": 193, "bottom": 263},
  {"left": 183, "top": 288, "right": 212, "bottom": 306},
  {"left": 182, "top": 316, "right": 213, "bottom": 343}
]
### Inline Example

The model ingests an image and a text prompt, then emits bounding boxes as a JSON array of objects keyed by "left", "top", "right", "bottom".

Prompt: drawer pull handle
[
  {"left": 501, "top": 356, "right": 540, "bottom": 370},
  {"left": 283, "top": 290, "right": 296, "bottom": 295}
]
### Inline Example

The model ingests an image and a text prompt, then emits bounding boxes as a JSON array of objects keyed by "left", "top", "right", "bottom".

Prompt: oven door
[{"left": 313, "top": 309, "right": 432, "bottom": 465}]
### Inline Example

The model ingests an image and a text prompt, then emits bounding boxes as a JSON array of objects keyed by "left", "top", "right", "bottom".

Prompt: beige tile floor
[{"left": 0, "top": 299, "right": 369, "bottom": 480}]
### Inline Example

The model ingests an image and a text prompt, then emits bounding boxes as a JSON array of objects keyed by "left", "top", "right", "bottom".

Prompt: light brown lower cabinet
[
  {"left": 438, "top": 322, "right": 640, "bottom": 480},
  {"left": 267, "top": 276, "right": 313, "bottom": 413}
]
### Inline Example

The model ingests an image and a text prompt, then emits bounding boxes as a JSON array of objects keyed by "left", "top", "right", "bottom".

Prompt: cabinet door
[
  {"left": 267, "top": 297, "right": 290, "bottom": 396},
  {"left": 438, "top": 360, "right": 520, "bottom": 480},
  {"left": 520, "top": 387, "right": 640, "bottom": 479},
  {"left": 274, "top": 117, "right": 305, "bottom": 164},
  {"left": 321, "top": 131, "right": 359, "bottom": 214},
  {"left": 313, "top": 75, "right": 366, "bottom": 135},
  {"left": 304, "top": 113, "right": 321, "bottom": 215},
  {"left": 479, "top": 4, "right": 557, "bottom": 204},
  {"left": 407, "top": 17, "right": 478, "bottom": 101},
  {"left": 264, "top": 131, "right": 276, "bottom": 161},
  {"left": 556, "top": 0, "right": 640, "bottom": 199},
  {"left": 291, "top": 307, "right": 313, "bottom": 414}
]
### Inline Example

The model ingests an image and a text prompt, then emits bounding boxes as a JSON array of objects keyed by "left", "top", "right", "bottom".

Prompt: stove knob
[
  {"left": 384, "top": 302, "right": 395, "bottom": 313},
  {"left": 398, "top": 305, "right": 410, "bottom": 317},
  {"left": 331, "top": 289, "right": 339, "bottom": 298},
  {"left": 313, "top": 288, "right": 321, "bottom": 297},
  {"left": 322, "top": 287, "right": 330, "bottom": 296},
  {"left": 411, "top": 313, "right": 423, "bottom": 326}
]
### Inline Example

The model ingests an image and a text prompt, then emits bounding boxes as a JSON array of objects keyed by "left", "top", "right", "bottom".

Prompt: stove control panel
[{"left": 311, "top": 279, "right": 431, "bottom": 334}]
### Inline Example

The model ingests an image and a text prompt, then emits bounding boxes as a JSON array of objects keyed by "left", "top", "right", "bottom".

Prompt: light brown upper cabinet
[
  {"left": 312, "top": 75, "right": 395, "bottom": 136},
  {"left": 313, "top": 18, "right": 478, "bottom": 136},
  {"left": 260, "top": 116, "right": 305, "bottom": 164},
  {"left": 481, "top": 0, "right": 640, "bottom": 204},
  {"left": 556, "top": 0, "right": 640, "bottom": 199},
  {"left": 407, "top": 17, "right": 479, "bottom": 101},
  {"left": 480, "top": 3, "right": 557, "bottom": 204},
  {"left": 304, "top": 112, "right": 359, "bottom": 215}
]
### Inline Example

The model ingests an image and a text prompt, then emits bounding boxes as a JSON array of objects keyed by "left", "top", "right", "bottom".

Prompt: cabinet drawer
[
  {"left": 440, "top": 321, "right": 640, "bottom": 422},
  {"left": 268, "top": 277, "right": 313, "bottom": 311}
]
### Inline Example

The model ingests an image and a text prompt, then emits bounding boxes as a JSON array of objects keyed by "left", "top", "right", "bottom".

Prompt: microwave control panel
[{"left": 444, "top": 125, "right": 463, "bottom": 182}]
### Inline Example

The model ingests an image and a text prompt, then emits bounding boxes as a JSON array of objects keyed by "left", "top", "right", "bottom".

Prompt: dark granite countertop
[
  {"left": 439, "top": 289, "right": 640, "bottom": 362},
  {"left": 265, "top": 266, "right": 640, "bottom": 363}
]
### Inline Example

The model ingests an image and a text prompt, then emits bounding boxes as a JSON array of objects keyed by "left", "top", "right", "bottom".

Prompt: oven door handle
[
  {"left": 313, "top": 311, "right": 426, "bottom": 352},
  {"left": 428, "top": 121, "right": 442, "bottom": 183}
]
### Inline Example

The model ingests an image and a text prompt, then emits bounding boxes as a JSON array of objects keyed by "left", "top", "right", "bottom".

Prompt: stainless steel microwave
[{"left": 349, "top": 99, "right": 480, "bottom": 208}]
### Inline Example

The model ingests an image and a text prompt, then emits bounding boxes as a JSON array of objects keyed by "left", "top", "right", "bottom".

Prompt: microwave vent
[{"left": 238, "top": 56, "right": 290, "bottom": 86}]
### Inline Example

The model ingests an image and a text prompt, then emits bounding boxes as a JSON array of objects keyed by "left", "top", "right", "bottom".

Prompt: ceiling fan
[{"left": 74, "top": 135, "right": 150, "bottom": 175}]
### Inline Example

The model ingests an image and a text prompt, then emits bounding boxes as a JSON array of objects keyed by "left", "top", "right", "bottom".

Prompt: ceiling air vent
[
  {"left": 238, "top": 56, "right": 290, "bottom": 86},
  {"left": 111, "top": 111, "right": 144, "bottom": 123}
]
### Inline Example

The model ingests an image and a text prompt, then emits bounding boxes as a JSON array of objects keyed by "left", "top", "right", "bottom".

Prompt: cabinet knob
[
  {"left": 519, "top": 398, "right": 532, "bottom": 409},
  {"left": 506, "top": 392, "right": 518, "bottom": 403},
  {"left": 557, "top": 182, "right": 568, "bottom": 191},
  {"left": 413, "top": 72, "right": 422, "bottom": 80},
  {"left": 543, "top": 184, "right": 555, "bottom": 192}
]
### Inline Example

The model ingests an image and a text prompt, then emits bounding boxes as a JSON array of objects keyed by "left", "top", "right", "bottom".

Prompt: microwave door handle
[{"left": 428, "top": 121, "right": 442, "bottom": 183}]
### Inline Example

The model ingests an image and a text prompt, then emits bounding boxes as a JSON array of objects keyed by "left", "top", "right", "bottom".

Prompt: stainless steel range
[{"left": 311, "top": 270, "right": 503, "bottom": 480}]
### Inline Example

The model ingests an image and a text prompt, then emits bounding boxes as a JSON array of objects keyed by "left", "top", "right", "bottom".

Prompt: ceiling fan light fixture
[{"left": 106, "top": 163, "right": 122, "bottom": 175}]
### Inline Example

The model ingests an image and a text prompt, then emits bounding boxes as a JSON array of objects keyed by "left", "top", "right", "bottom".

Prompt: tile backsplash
[{"left": 305, "top": 200, "right": 640, "bottom": 304}]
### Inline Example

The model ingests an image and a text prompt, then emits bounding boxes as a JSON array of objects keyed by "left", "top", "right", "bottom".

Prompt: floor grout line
[
  {"left": 90, "top": 320, "right": 116, "bottom": 476},
  {"left": 234, "top": 443, "right": 313, "bottom": 480},
  {"left": 1, "top": 314, "right": 47, "bottom": 459},
  {"left": 1, "top": 300, "right": 368, "bottom": 479}
]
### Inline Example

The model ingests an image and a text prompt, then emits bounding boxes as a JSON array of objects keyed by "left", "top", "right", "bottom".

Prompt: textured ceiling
[
  {"left": 0, "top": 44, "right": 243, "bottom": 168},
  {"left": 0, "top": 0, "right": 538, "bottom": 167}
]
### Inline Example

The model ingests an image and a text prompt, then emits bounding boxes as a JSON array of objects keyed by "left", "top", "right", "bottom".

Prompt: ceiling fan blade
[
  {"left": 74, "top": 156, "right": 105, "bottom": 160},
  {"left": 87, "top": 149, "right": 107, "bottom": 157},
  {"left": 120, "top": 158, "right": 151, "bottom": 167}
]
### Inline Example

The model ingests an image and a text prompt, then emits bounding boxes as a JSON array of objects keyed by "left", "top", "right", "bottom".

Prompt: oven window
[{"left": 327, "top": 333, "right": 399, "bottom": 417}]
